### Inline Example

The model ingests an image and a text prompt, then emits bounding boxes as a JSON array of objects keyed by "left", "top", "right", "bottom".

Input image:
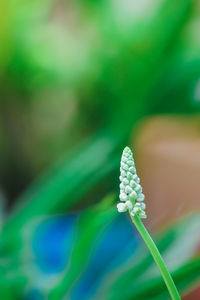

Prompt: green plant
[
  {"left": 0, "top": 0, "right": 200, "bottom": 298},
  {"left": 117, "top": 146, "right": 181, "bottom": 300}
]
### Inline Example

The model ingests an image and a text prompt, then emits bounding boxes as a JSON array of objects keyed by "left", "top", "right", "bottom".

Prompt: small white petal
[
  {"left": 129, "top": 166, "right": 136, "bottom": 173},
  {"left": 125, "top": 200, "right": 133, "bottom": 210},
  {"left": 120, "top": 183, "right": 125, "bottom": 190},
  {"left": 119, "top": 193, "right": 128, "bottom": 201},
  {"left": 122, "top": 178, "right": 129, "bottom": 185},
  {"left": 132, "top": 207, "right": 140, "bottom": 213},
  {"left": 122, "top": 156, "right": 127, "bottom": 162},
  {"left": 117, "top": 203, "right": 127, "bottom": 212},
  {"left": 136, "top": 177, "right": 140, "bottom": 183},
  {"left": 127, "top": 172, "right": 132, "bottom": 179},
  {"left": 139, "top": 212, "right": 147, "bottom": 219},
  {"left": 127, "top": 160, "right": 134, "bottom": 166},
  {"left": 135, "top": 184, "right": 142, "bottom": 193},
  {"left": 129, "top": 191, "right": 137, "bottom": 199},
  {"left": 130, "top": 180, "right": 136, "bottom": 188},
  {"left": 130, "top": 210, "right": 135, "bottom": 216},
  {"left": 135, "top": 202, "right": 146, "bottom": 210},
  {"left": 137, "top": 194, "right": 145, "bottom": 202},
  {"left": 121, "top": 171, "right": 126, "bottom": 177},
  {"left": 132, "top": 174, "right": 138, "bottom": 180},
  {"left": 125, "top": 186, "right": 132, "bottom": 194},
  {"left": 123, "top": 164, "right": 129, "bottom": 171}
]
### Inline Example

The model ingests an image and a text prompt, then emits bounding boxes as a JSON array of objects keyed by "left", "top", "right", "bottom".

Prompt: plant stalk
[{"left": 131, "top": 214, "right": 181, "bottom": 300}]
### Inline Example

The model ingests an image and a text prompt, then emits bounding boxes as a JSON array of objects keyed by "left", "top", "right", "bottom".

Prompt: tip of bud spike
[{"left": 117, "top": 146, "right": 146, "bottom": 219}]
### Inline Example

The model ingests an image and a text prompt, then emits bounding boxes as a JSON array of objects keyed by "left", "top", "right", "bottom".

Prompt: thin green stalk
[
  {"left": 118, "top": 147, "right": 181, "bottom": 299},
  {"left": 131, "top": 214, "right": 181, "bottom": 300}
]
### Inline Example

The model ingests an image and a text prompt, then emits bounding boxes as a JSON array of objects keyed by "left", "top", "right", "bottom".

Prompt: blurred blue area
[
  {"left": 32, "top": 214, "right": 77, "bottom": 273},
  {"left": 29, "top": 213, "right": 138, "bottom": 299},
  {"left": 27, "top": 289, "right": 44, "bottom": 300},
  {"left": 71, "top": 214, "right": 139, "bottom": 300}
]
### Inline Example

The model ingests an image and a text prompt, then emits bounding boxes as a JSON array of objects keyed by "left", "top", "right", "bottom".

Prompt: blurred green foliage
[{"left": 0, "top": 0, "right": 200, "bottom": 298}]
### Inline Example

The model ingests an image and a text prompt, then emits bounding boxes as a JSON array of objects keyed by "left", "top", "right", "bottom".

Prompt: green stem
[{"left": 131, "top": 214, "right": 181, "bottom": 300}]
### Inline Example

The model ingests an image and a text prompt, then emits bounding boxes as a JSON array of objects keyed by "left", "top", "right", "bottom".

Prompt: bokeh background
[{"left": 0, "top": 0, "right": 200, "bottom": 299}]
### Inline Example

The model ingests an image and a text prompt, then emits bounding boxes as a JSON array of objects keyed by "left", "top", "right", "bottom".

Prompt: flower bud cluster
[{"left": 117, "top": 146, "right": 146, "bottom": 219}]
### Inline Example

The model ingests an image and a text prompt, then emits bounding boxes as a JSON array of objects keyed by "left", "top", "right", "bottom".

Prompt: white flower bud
[
  {"left": 139, "top": 212, "right": 147, "bottom": 219},
  {"left": 129, "top": 166, "right": 136, "bottom": 173},
  {"left": 135, "top": 184, "right": 142, "bottom": 193},
  {"left": 120, "top": 183, "right": 125, "bottom": 190},
  {"left": 119, "top": 193, "right": 128, "bottom": 201},
  {"left": 117, "top": 203, "right": 127, "bottom": 212},
  {"left": 137, "top": 194, "right": 145, "bottom": 202},
  {"left": 127, "top": 160, "right": 134, "bottom": 166},
  {"left": 121, "top": 171, "right": 126, "bottom": 178},
  {"left": 125, "top": 200, "right": 133, "bottom": 210},
  {"left": 118, "top": 146, "right": 147, "bottom": 219},
  {"left": 130, "top": 207, "right": 140, "bottom": 216},
  {"left": 135, "top": 202, "right": 146, "bottom": 210},
  {"left": 136, "top": 177, "right": 140, "bottom": 183},
  {"left": 129, "top": 191, "right": 137, "bottom": 199},
  {"left": 132, "top": 174, "right": 138, "bottom": 181},
  {"left": 130, "top": 180, "right": 136, "bottom": 188},
  {"left": 127, "top": 172, "right": 132, "bottom": 179},
  {"left": 122, "top": 156, "right": 127, "bottom": 162},
  {"left": 122, "top": 178, "right": 129, "bottom": 185},
  {"left": 123, "top": 164, "right": 129, "bottom": 171},
  {"left": 125, "top": 186, "right": 132, "bottom": 194}
]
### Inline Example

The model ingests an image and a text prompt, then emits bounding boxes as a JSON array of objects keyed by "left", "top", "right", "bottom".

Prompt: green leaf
[
  {"left": 0, "top": 134, "right": 120, "bottom": 254},
  {"left": 129, "top": 257, "right": 200, "bottom": 300}
]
